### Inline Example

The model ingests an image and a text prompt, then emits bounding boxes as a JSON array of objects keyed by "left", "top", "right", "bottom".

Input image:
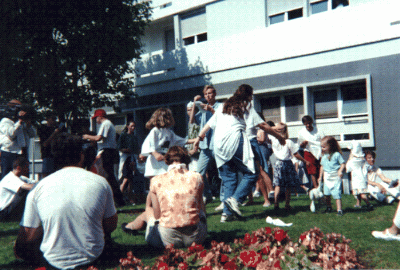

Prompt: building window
[
  {"left": 311, "top": 0, "right": 328, "bottom": 14},
  {"left": 314, "top": 89, "right": 338, "bottom": 119},
  {"left": 332, "top": 0, "right": 349, "bottom": 9},
  {"left": 288, "top": 8, "right": 303, "bottom": 20},
  {"left": 181, "top": 7, "right": 207, "bottom": 46},
  {"left": 260, "top": 96, "right": 281, "bottom": 124},
  {"left": 313, "top": 81, "right": 367, "bottom": 120},
  {"left": 270, "top": 13, "right": 285, "bottom": 25},
  {"left": 285, "top": 93, "right": 304, "bottom": 122}
]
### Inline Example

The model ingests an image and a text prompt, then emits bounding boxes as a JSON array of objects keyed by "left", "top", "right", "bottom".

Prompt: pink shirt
[{"left": 150, "top": 168, "right": 204, "bottom": 228}]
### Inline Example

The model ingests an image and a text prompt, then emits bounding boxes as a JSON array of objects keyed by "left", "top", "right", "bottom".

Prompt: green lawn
[{"left": 1, "top": 194, "right": 400, "bottom": 269}]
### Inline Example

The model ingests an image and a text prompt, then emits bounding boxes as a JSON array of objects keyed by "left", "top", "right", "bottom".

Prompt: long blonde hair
[{"left": 145, "top": 108, "right": 175, "bottom": 130}]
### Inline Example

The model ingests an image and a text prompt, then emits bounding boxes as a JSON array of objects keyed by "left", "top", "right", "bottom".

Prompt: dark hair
[
  {"left": 364, "top": 150, "right": 376, "bottom": 159},
  {"left": 266, "top": 120, "right": 275, "bottom": 127},
  {"left": 123, "top": 120, "right": 136, "bottom": 133},
  {"left": 51, "top": 133, "right": 83, "bottom": 169},
  {"left": 321, "top": 136, "right": 342, "bottom": 155},
  {"left": 13, "top": 157, "right": 29, "bottom": 170},
  {"left": 164, "top": 146, "right": 191, "bottom": 167},
  {"left": 223, "top": 84, "right": 253, "bottom": 118},
  {"left": 301, "top": 115, "right": 314, "bottom": 124}
]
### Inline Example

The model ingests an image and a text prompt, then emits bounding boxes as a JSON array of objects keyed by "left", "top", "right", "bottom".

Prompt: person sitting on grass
[
  {"left": 14, "top": 133, "right": 117, "bottom": 270},
  {"left": 372, "top": 201, "right": 400, "bottom": 241},
  {"left": 0, "top": 157, "right": 36, "bottom": 221},
  {"left": 365, "top": 150, "right": 399, "bottom": 204},
  {"left": 121, "top": 146, "right": 207, "bottom": 249}
]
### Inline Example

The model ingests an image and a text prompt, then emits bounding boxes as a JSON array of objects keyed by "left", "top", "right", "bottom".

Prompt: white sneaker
[
  {"left": 387, "top": 196, "right": 396, "bottom": 204},
  {"left": 372, "top": 229, "right": 400, "bottom": 241},
  {"left": 220, "top": 213, "right": 234, "bottom": 223},
  {"left": 225, "top": 197, "right": 242, "bottom": 217},
  {"left": 310, "top": 200, "right": 316, "bottom": 213},
  {"left": 215, "top": 202, "right": 224, "bottom": 212},
  {"left": 253, "top": 190, "right": 261, "bottom": 197}
]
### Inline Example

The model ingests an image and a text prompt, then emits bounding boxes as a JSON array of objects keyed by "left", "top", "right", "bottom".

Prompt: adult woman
[
  {"left": 117, "top": 120, "right": 144, "bottom": 204},
  {"left": 194, "top": 84, "right": 285, "bottom": 222},
  {"left": 121, "top": 146, "right": 206, "bottom": 249}
]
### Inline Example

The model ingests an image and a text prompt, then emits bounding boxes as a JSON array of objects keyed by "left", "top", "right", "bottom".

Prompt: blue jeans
[
  {"left": 218, "top": 136, "right": 259, "bottom": 216},
  {"left": 1, "top": 151, "right": 21, "bottom": 180},
  {"left": 197, "top": 148, "right": 215, "bottom": 200}
]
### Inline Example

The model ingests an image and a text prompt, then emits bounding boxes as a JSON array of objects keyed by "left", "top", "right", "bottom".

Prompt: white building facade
[{"left": 120, "top": 0, "right": 400, "bottom": 178}]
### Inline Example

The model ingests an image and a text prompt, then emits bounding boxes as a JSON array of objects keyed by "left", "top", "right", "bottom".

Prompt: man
[
  {"left": 83, "top": 109, "right": 125, "bottom": 206},
  {"left": 0, "top": 157, "right": 36, "bottom": 221},
  {"left": 38, "top": 113, "right": 61, "bottom": 178},
  {"left": 297, "top": 115, "right": 325, "bottom": 188},
  {"left": 15, "top": 133, "right": 118, "bottom": 269},
  {"left": 189, "top": 85, "right": 221, "bottom": 203},
  {"left": 0, "top": 101, "right": 36, "bottom": 180}
]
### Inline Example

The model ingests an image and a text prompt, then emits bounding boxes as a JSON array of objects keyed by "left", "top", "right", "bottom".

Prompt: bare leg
[
  {"left": 274, "top": 186, "right": 280, "bottom": 209},
  {"left": 125, "top": 207, "right": 154, "bottom": 230},
  {"left": 311, "top": 174, "right": 318, "bottom": 189},
  {"left": 336, "top": 199, "right": 342, "bottom": 211},
  {"left": 285, "top": 187, "right": 291, "bottom": 209}
]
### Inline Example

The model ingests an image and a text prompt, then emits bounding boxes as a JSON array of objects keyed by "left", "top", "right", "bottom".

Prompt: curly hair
[
  {"left": 275, "top": 122, "right": 289, "bottom": 140},
  {"left": 145, "top": 108, "right": 175, "bottom": 130},
  {"left": 164, "top": 146, "right": 191, "bottom": 167},
  {"left": 223, "top": 84, "right": 253, "bottom": 118}
]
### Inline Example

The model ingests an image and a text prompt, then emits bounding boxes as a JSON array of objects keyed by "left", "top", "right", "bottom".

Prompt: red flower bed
[{"left": 37, "top": 227, "right": 364, "bottom": 270}]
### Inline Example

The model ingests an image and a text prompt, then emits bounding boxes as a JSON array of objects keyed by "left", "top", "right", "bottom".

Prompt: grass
[{"left": 1, "top": 194, "right": 400, "bottom": 269}]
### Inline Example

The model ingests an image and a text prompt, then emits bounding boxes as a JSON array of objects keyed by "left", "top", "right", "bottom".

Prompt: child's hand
[
  {"left": 138, "top": 154, "right": 147, "bottom": 163},
  {"left": 338, "top": 171, "right": 343, "bottom": 178},
  {"left": 305, "top": 160, "right": 311, "bottom": 167}
]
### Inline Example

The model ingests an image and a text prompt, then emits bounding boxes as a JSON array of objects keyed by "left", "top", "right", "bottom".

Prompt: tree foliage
[{"left": 0, "top": 0, "right": 151, "bottom": 121}]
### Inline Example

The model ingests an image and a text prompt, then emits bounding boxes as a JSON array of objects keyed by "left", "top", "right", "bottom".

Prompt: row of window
[
  {"left": 259, "top": 80, "right": 367, "bottom": 123},
  {"left": 269, "top": 0, "right": 349, "bottom": 25}
]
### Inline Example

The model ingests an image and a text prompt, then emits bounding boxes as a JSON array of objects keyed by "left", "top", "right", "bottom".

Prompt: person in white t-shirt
[
  {"left": 83, "top": 109, "right": 125, "bottom": 206},
  {"left": 14, "top": 133, "right": 117, "bottom": 270},
  {"left": 195, "top": 84, "right": 285, "bottom": 222},
  {"left": 297, "top": 115, "right": 324, "bottom": 188},
  {"left": 0, "top": 157, "right": 36, "bottom": 220}
]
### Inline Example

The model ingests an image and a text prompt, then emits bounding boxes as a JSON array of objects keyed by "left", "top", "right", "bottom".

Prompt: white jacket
[{"left": 0, "top": 118, "right": 36, "bottom": 154}]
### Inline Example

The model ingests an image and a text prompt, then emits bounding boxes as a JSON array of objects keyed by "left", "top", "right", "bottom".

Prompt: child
[
  {"left": 346, "top": 140, "right": 373, "bottom": 210},
  {"left": 365, "top": 150, "right": 399, "bottom": 204},
  {"left": 140, "top": 108, "right": 195, "bottom": 179},
  {"left": 318, "top": 136, "right": 346, "bottom": 216},
  {"left": 269, "top": 123, "right": 310, "bottom": 211}
]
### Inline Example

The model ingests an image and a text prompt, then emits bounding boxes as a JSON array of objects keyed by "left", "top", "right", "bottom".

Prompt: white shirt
[
  {"left": 208, "top": 107, "right": 255, "bottom": 173},
  {"left": 297, "top": 126, "right": 324, "bottom": 159},
  {"left": 97, "top": 119, "right": 117, "bottom": 152},
  {"left": 0, "top": 172, "right": 34, "bottom": 212},
  {"left": 20, "top": 167, "right": 117, "bottom": 270},
  {"left": 269, "top": 136, "right": 299, "bottom": 161},
  {"left": 141, "top": 127, "right": 187, "bottom": 177},
  {"left": 0, "top": 118, "right": 36, "bottom": 154},
  {"left": 244, "top": 106, "right": 264, "bottom": 140}
]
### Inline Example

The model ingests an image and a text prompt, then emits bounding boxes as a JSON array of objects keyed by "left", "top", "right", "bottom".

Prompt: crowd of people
[{"left": 0, "top": 83, "right": 399, "bottom": 269}]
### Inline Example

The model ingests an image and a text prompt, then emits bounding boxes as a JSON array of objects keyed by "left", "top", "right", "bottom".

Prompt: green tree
[{"left": 0, "top": 0, "right": 151, "bottom": 121}]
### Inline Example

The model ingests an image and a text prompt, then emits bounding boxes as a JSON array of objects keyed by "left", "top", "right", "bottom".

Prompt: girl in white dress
[{"left": 140, "top": 108, "right": 195, "bottom": 178}]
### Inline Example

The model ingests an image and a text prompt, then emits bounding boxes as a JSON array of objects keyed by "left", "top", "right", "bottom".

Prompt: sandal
[
  {"left": 372, "top": 229, "right": 400, "bottom": 241},
  {"left": 121, "top": 223, "right": 139, "bottom": 235}
]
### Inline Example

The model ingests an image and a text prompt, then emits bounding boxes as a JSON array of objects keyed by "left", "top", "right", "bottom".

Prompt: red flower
[
  {"left": 178, "top": 262, "right": 188, "bottom": 270},
  {"left": 265, "top": 227, "right": 272, "bottom": 234},
  {"left": 299, "top": 234, "right": 307, "bottom": 242},
  {"left": 274, "top": 229, "right": 287, "bottom": 242},
  {"left": 188, "top": 243, "right": 204, "bottom": 253},
  {"left": 157, "top": 262, "right": 169, "bottom": 270},
  {"left": 261, "top": 246, "right": 270, "bottom": 255},
  {"left": 274, "top": 260, "right": 281, "bottom": 269},
  {"left": 251, "top": 235, "right": 258, "bottom": 244},
  {"left": 200, "top": 250, "right": 207, "bottom": 258},
  {"left": 244, "top": 233, "right": 251, "bottom": 245},
  {"left": 35, "top": 268, "right": 47, "bottom": 270},
  {"left": 220, "top": 254, "right": 229, "bottom": 263},
  {"left": 239, "top": 250, "right": 262, "bottom": 268},
  {"left": 223, "top": 260, "right": 238, "bottom": 270},
  {"left": 200, "top": 266, "right": 212, "bottom": 270}
]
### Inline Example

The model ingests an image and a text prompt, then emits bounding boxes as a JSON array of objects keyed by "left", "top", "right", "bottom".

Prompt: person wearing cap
[
  {"left": 189, "top": 85, "right": 222, "bottom": 203},
  {"left": 82, "top": 109, "right": 125, "bottom": 206},
  {"left": 0, "top": 101, "right": 36, "bottom": 180}
]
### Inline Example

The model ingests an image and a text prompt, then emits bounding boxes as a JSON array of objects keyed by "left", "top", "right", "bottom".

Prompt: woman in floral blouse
[{"left": 122, "top": 146, "right": 207, "bottom": 248}]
